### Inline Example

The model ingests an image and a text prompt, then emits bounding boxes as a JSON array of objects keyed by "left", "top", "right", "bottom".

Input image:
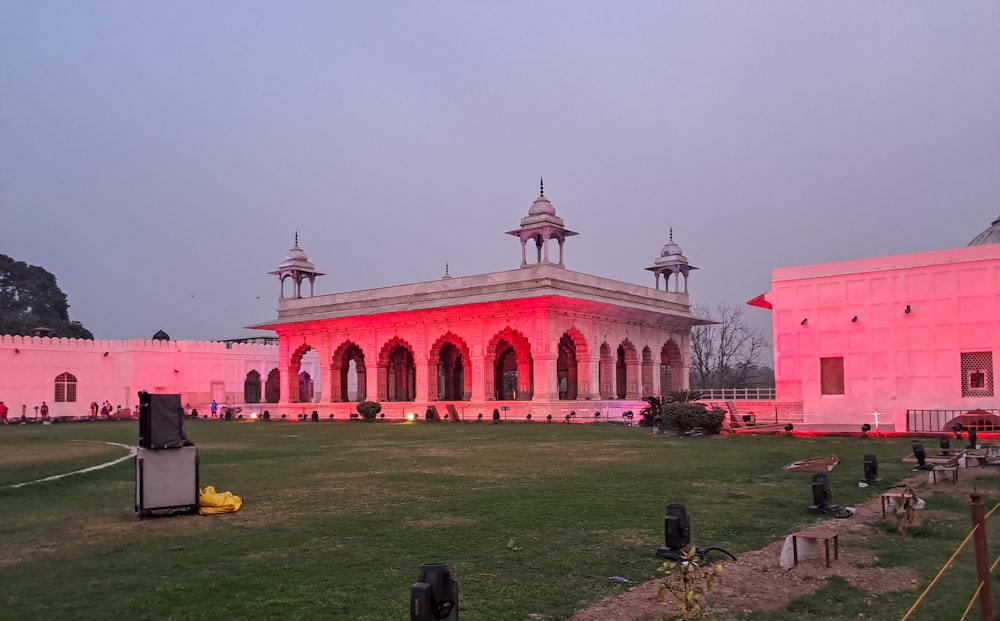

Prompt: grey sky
[{"left": 2, "top": 1, "right": 997, "bottom": 343}]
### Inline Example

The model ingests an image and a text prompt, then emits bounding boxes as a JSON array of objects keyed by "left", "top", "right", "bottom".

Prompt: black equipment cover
[{"left": 138, "top": 392, "right": 191, "bottom": 449}]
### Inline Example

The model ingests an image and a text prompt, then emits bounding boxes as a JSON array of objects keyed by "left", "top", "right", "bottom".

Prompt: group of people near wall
[
  {"left": 88, "top": 400, "right": 117, "bottom": 419},
  {"left": 0, "top": 401, "right": 50, "bottom": 423}
]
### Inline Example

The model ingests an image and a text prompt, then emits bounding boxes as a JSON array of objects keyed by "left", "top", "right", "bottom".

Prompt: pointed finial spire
[
  {"left": 443, "top": 262, "right": 452, "bottom": 279},
  {"left": 540, "top": 177, "right": 545, "bottom": 196},
  {"left": 669, "top": 226, "right": 673, "bottom": 241},
  {"left": 294, "top": 231, "right": 299, "bottom": 247}
]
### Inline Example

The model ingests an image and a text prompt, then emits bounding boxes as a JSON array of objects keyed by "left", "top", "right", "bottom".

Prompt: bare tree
[{"left": 690, "top": 302, "right": 769, "bottom": 389}]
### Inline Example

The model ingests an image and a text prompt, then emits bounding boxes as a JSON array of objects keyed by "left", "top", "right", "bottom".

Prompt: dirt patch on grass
[{"left": 568, "top": 469, "right": 998, "bottom": 621}]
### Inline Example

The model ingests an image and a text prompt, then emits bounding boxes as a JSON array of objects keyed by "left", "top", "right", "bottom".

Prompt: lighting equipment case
[{"left": 135, "top": 446, "right": 200, "bottom": 520}]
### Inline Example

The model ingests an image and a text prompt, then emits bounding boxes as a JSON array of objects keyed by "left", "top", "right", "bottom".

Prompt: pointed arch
[
  {"left": 244, "top": 370, "right": 262, "bottom": 403},
  {"left": 661, "top": 339, "right": 684, "bottom": 394},
  {"left": 485, "top": 327, "right": 533, "bottom": 400},
  {"left": 556, "top": 329, "right": 589, "bottom": 400},
  {"left": 288, "top": 343, "right": 315, "bottom": 403},
  {"left": 428, "top": 332, "right": 472, "bottom": 401},
  {"left": 599, "top": 342, "right": 614, "bottom": 399},
  {"left": 264, "top": 368, "right": 280, "bottom": 403},
  {"left": 641, "top": 346, "right": 654, "bottom": 398},
  {"left": 616, "top": 338, "right": 639, "bottom": 399},
  {"left": 378, "top": 336, "right": 416, "bottom": 401},
  {"left": 332, "top": 339, "right": 367, "bottom": 402}
]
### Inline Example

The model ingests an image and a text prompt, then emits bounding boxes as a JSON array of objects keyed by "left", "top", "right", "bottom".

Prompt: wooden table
[
  {"left": 931, "top": 466, "right": 959, "bottom": 484},
  {"left": 791, "top": 529, "right": 839, "bottom": 568}
]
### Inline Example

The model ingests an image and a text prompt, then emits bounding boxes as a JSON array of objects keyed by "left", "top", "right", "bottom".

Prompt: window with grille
[
  {"left": 820, "top": 357, "right": 845, "bottom": 395},
  {"left": 54, "top": 372, "right": 78, "bottom": 403},
  {"left": 961, "top": 352, "right": 994, "bottom": 397}
]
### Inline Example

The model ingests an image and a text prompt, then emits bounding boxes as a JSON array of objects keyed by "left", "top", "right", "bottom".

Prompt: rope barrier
[
  {"left": 900, "top": 524, "right": 979, "bottom": 621},
  {"left": 903, "top": 499, "right": 999, "bottom": 620},
  {"left": 958, "top": 582, "right": 983, "bottom": 621}
]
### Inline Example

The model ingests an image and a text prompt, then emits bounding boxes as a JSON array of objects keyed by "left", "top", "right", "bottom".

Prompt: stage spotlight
[
  {"left": 546, "top": 414, "right": 552, "bottom": 423},
  {"left": 863, "top": 454, "right": 879, "bottom": 483},
  {"left": 810, "top": 473, "right": 832, "bottom": 510},
  {"left": 861, "top": 423, "right": 871, "bottom": 438},
  {"left": 952, "top": 423, "right": 964, "bottom": 439},
  {"left": 656, "top": 503, "right": 692, "bottom": 559},
  {"left": 410, "top": 563, "right": 458, "bottom": 621},
  {"left": 912, "top": 444, "right": 932, "bottom": 470},
  {"left": 477, "top": 412, "right": 483, "bottom": 422},
  {"left": 939, "top": 437, "right": 951, "bottom": 456},
  {"left": 968, "top": 428, "right": 978, "bottom": 449},
  {"left": 784, "top": 423, "right": 794, "bottom": 434},
  {"left": 525, "top": 413, "right": 531, "bottom": 421}
]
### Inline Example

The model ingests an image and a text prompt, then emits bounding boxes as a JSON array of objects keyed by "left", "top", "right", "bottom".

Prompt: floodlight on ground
[
  {"left": 656, "top": 503, "right": 736, "bottom": 562},
  {"left": 939, "top": 437, "right": 951, "bottom": 455},
  {"left": 526, "top": 413, "right": 531, "bottom": 421},
  {"left": 863, "top": 454, "right": 880, "bottom": 483},
  {"left": 546, "top": 414, "right": 552, "bottom": 423},
  {"left": 406, "top": 412, "right": 416, "bottom": 422},
  {"left": 952, "top": 423, "right": 964, "bottom": 438},
  {"left": 810, "top": 473, "right": 832, "bottom": 510},
  {"left": 410, "top": 563, "right": 458, "bottom": 621},
  {"left": 861, "top": 423, "right": 871, "bottom": 438},
  {"left": 968, "top": 428, "right": 978, "bottom": 448},
  {"left": 477, "top": 412, "right": 483, "bottom": 422},
  {"left": 784, "top": 424, "right": 794, "bottom": 434},
  {"left": 912, "top": 444, "right": 932, "bottom": 470}
]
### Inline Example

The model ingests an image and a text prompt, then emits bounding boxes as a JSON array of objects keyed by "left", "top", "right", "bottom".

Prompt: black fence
[{"left": 907, "top": 408, "right": 1000, "bottom": 432}]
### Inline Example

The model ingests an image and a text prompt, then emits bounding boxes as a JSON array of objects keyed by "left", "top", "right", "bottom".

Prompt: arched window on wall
[
  {"left": 55, "top": 372, "right": 77, "bottom": 403},
  {"left": 244, "top": 370, "right": 262, "bottom": 403}
]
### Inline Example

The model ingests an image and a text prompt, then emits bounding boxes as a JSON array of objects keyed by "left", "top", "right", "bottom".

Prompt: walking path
[{"left": 4, "top": 441, "right": 135, "bottom": 489}]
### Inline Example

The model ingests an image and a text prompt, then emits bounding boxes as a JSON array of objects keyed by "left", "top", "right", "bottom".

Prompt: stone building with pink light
[
  {"left": 755, "top": 216, "right": 1000, "bottom": 432},
  {"left": 249, "top": 184, "right": 709, "bottom": 421}
]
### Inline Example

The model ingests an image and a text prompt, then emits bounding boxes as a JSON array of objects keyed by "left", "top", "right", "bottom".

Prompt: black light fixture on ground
[
  {"left": 952, "top": 423, "right": 964, "bottom": 438},
  {"left": 810, "top": 473, "right": 832, "bottom": 512},
  {"left": 863, "top": 454, "right": 880, "bottom": 483},
  {"left": 912, "top": 444, "right": 933, "bottom": 470},
  {"left": 861, "top": 423, "right": 871, "bottom": 438},
  {"left": 410, "top": 563, "right": 458, "bottom": 621},
  {"left": 655, "top": 503, "right": 736, "bottom": 562},
  {"left": 939, "top": 437, "right": 951, "bottom": 456},
  {"left": 784, "top": 423, "right": 794, "bottom": 435}
]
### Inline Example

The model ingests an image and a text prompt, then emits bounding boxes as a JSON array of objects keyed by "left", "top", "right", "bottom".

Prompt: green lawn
[{"left": 0, "top": 421, "right": 996, "bottom": 620}]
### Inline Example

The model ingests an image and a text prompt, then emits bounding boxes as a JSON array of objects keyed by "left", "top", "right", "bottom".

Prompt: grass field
[{"left": 1, "top": 420, "right": 997, "bottom": 620}]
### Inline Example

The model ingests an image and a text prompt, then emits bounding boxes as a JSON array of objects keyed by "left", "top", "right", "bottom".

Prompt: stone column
[
  {"left": 320, "top": 362, "right": 334, "bottom": 403},
  {"left": 415, "top": 361, "right": 429, "bottom": 402},
  {"left": 471, "top": 355, "right": 486, "bottom": 401},
  {"left": 532, "top": 354, "right": 558, "bottom": 401}
]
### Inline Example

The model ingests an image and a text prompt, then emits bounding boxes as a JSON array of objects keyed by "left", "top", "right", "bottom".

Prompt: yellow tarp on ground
[{"left": 199, "top": 486, "right": 243, "bottom": 515}]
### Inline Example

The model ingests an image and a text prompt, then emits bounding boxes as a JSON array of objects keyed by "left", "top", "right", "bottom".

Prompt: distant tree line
[
  {"left": 688, "top": 302, "right": 772, "bottom": 389},
  {"left": 0, "top": 254, "right": 93, "bottom": 339}
]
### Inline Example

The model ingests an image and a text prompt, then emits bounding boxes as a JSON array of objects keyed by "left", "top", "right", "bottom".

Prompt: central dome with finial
[
  {"left": 528, "top": 179, "right": 557, "bottom": 217},
  {"left": 520, "top": 178, "right": 564, "bottom": 226},
  {"left": 656, "top": 227, "right": 687, "bottom": 264},
  {"left": 279, "top": 232, "right": 314, "bottom": 270}
]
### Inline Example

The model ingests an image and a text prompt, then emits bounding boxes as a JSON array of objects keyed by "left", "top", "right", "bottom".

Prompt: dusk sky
[{"left": 2, "top": 2, "right": 998, "bottom": 344}]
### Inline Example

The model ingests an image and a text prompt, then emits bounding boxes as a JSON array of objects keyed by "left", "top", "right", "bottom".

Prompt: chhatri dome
[
  {"left": 656, "top": 227, "right": 687, "bottom": 263},
  {"left": 968, "top": 214, "right": 1000, "bottom": 246}
]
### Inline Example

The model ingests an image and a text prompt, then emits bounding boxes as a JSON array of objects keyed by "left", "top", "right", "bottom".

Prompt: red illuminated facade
[{"left": 251, "top": 185, "right": 710, "bottom": 419}]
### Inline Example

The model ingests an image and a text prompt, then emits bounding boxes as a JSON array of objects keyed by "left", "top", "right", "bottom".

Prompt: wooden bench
[{"left": 791, "top": 529, "right": 839, "bottom": 568}]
